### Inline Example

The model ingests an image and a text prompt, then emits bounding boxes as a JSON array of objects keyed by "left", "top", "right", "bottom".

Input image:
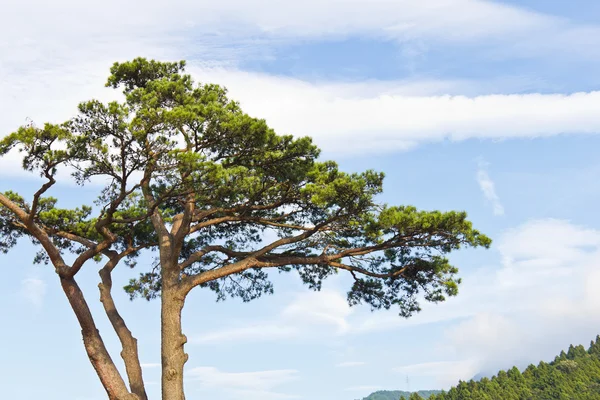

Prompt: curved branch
[
  {"left": 29, "top": 168, "right": 56, "bottom": 223},
  {"left": 0, "top": 192, "right": 69, "bottom": 275},
  {"left": 99, "top": 249, "right": 148, "bottom": 400}
]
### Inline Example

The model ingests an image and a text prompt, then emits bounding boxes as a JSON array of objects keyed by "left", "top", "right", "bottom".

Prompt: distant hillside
[
  {"left": 429, "top": 335, "right": 600, "bottom": 399},
  {"left": 362, "top": 390, "right": 441, "bottom": 400}
]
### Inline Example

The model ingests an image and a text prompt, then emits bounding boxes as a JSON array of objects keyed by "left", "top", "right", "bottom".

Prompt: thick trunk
[
  {"left": 60, "top": 277, "right": 136, "bottom": 400},
  {"left": 161, "top": 282, "right": 189, "bottom": 400},
  {"left": 148, "top": 197, "right": 189, "bottom": 400}
]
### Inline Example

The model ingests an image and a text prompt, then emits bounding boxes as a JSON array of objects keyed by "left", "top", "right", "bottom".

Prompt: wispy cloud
[
  {"left": 476, "top": 159, "right": 504, "bottom": 216},
  {"left": 4, "top": 0, "right": 600, "bottom": 58},
  {"left": 187, "top": 366, "right": 299, "bottom": 400},
  {"left": 3, "top": 1, "right": 600, "bottom": 175},
  {"left": 192, "top": 290, "right": 352, "bottom": 345},
  {"left": 20, "top": 277, "right": 47, "bottom": 308},
  {"left": 192, "top": 324, "right": 296, "bottom": 344},
  {"left": 6, "top": 63, "right": 600, "bottom": 165},
  {"left": 393, "top": 360, "right": 478, "bottom": 387},
  {"left": 378, "top": 218, "right": 600, "bottom": 386}
]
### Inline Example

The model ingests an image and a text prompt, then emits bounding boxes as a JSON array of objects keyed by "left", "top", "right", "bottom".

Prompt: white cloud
[
  {"left": 188, "top": 366, "right": 298, "bottom": 390},
  {"left": 3, "top": 0, "right": 600, "bottom": 178},
  {"left": 192, "top": 324, "right": 297, "bottom": 344},
  {"left": 7, "top": 62, "right": 600, "bottom": 167},
  {"left": 206, "top": 71, "right": 600, "bottom": 154},
  {"left": 335, "top": 361, "right": 366, "bottom": 368},
  {"left": 4, "top": 0, "right": 570, "bottom": 103},
  {"left": 476, "top": 160, "right": 504, "bottom": 216},
  {"left": 187, "top": 366, "right": 299, "bottom": 400},
  {"left": 20, "top": 277, "right": 47, "bottom": 308},
  {"left": 497, "top": 219, "right": 600, "bottom": 273},
  {"left": 281, "top": 289, "right": 352, "bottom": 334},
  {"left": 192, "top": 290, "right": 352, "bottom": 344},
  {"left": 3, "top": 0, "right": 596, "bottom": 55},
  {"left": 393, "top": 360, "right": 478, "bottom": 387},
  {"left": 438, "top": 219, "right": 600, "bottom": 381},
  {"left": 337, "top": 218, "right": 600, "bottom": 387}
]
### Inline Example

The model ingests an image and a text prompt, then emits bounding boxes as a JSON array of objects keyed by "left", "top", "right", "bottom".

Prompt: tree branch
[
  {"left": 181, "top": 229, "right": 429, "bottom": 293},
  {"left": 171, "top": 193, "right": 195, "bottom": 256},
  {"left": 60, "top": 276, "right": 137, "bottom": 400},
  {"left": 181, "top": 218, "right": 335, "bottom": 292},
  {"left": 99, "top": 248, "right": 148, "bottom": 400},
  {"left": 0, "top": 192, "right": 69, "bottom": 276},
  {"left": 29, "top": 167, "right": 56, "bottom": 223},
  {"left": 141, "top": 170, "right": 171, "bottom": 248}
]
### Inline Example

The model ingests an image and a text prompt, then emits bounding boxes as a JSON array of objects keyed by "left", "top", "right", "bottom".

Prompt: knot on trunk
[{"left": 166, "top": 368, "right": 178, "bottom": 381}]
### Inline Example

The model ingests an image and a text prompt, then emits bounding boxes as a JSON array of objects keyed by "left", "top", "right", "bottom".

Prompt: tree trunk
[
  {"left": 161, "top": 279, "right": 189, "bottom": 400},
  {"left": 99, "top": 268, "right": 148, "bottom": 400},
  {"left": 60, "top": 277, "right": 136, "bottom": 400}
]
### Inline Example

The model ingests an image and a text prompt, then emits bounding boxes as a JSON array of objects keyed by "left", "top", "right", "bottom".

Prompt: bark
[
  {"left": 99, "top": 268, "right": 148, "bottom": 400},
  {"left": 60, "top": 276, "right": 136, "bottom": 400},
  {"left": 142, "top": 176, "right": 189, "bottom": 399},
  {"left": 161, "top": 270, "right": 189, "bottom": 400}
]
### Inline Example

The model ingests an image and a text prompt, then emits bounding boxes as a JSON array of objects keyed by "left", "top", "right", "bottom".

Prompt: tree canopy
[
  {"left": 368, "top": 389, "right": 440, "bottom": 400},
  {"left": 0, "top": 58, "right": 491, "bottom": 400}
]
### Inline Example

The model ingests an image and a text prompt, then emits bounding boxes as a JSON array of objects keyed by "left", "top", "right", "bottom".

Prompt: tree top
[{"left": 0, "top": 58, "right": 491, "bottom": 317}]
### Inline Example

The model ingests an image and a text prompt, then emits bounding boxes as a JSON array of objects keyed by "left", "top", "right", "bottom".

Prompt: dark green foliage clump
[{"left": 429, "top": 335, "right": 600, "bottom": 400}]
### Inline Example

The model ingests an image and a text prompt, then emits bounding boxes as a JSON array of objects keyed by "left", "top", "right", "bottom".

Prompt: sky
[{"left": 2, "top": 0, "right": 600, "bottom": 399}]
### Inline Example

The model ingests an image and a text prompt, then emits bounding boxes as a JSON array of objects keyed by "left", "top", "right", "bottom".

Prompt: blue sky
[{"left": 2, "top": 1, "right": 600, "bottom": 399}]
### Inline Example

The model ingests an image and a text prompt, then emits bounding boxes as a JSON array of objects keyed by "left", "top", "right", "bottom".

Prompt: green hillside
[
  {"left": 428, "top": 335, "right": 600, "bottom": 399},
  {"left": 362, "top": 390, "right": 441, "bottom": 400},
  {"left": 363, "top": 336, "right": 600, "bottom": 400}
]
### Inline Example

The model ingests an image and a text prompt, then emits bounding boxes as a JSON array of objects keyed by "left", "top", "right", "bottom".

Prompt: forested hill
[
  {"left": 362, "top": 390, "right": 441, "bottom": 400},
  {"left": 426, "top": 335, "right": 600, "bottom": 400}
]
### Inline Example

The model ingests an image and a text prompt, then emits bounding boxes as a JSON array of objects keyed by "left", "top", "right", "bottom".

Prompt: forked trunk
[
  {"left": 60, "top": 277, "right": 136, "bottom": 400},
  {"left": 161, "top": 283, "right": 189, "bottom": 400}
]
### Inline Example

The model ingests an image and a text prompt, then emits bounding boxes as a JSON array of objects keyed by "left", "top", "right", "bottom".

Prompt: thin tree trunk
[
  {"left": 99, "top": 267, "right": 148, "bottom": 400},
  {"left": 60, "top": 276, "right": 136, "bottom": 400},
  {"left": 161, "top": 275, "right": 188, "bottom": 400}
]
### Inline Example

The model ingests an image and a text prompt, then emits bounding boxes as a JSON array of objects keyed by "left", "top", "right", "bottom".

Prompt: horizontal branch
[
  {"left": 189, "top": 215, "right": 314, "bottom": 235},
  {"left": 181, "top": 228, "right": 417, "bottom": 293}
]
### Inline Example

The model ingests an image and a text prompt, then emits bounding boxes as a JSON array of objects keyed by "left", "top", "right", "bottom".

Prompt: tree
[
  {"left": 0, "top": 58, "right": 491, "bottom": 400},
  {"left": 430, "top": 337, "right": 600, "bottom": 400}
]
